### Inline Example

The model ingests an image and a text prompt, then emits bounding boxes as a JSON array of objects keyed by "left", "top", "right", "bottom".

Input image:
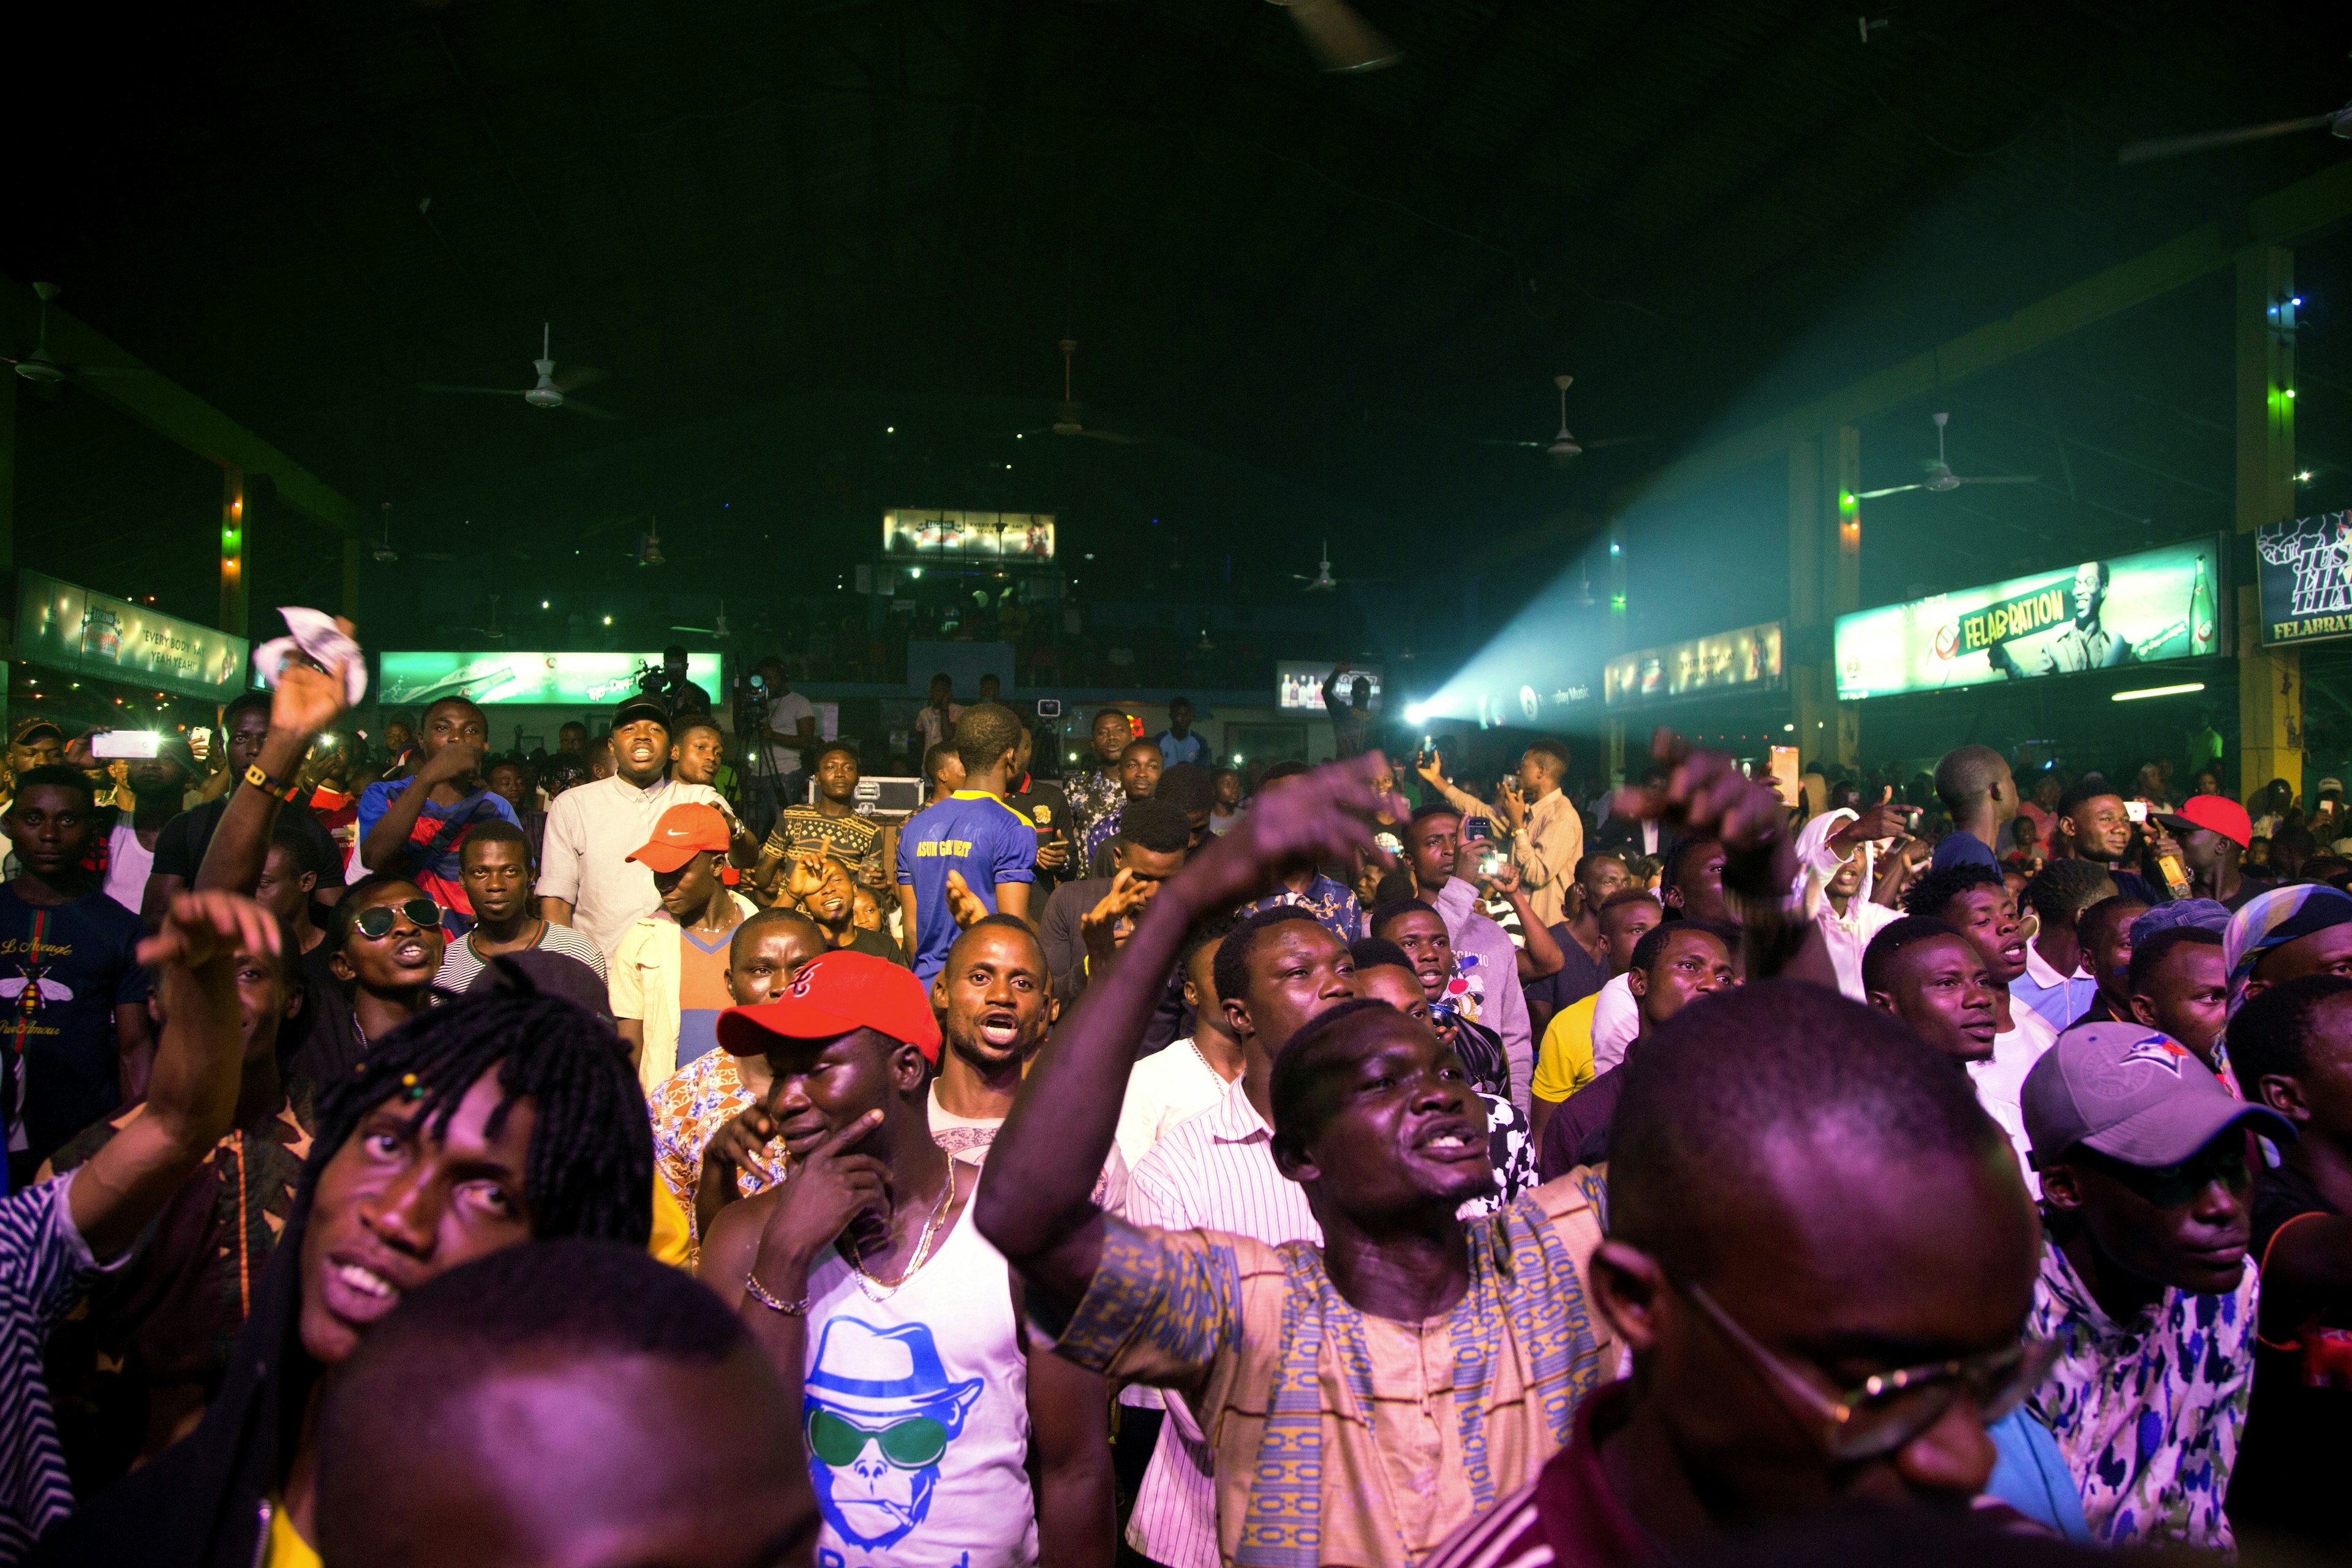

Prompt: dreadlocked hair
[{"left": 307, "top": 961, "right": 653, "bottom": 1246}]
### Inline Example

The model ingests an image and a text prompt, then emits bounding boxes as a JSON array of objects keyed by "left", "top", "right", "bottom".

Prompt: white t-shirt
[
  {"left": 1588, "top": 972, "right": 1640, "bottom": 1074},
  {"left": 1113, "top": 1039, "right": 1232, "bottom": 1172},
  {"left": 1969, "top": 1006, "right": 2061, "bottom": 1197},
  {"left": 103, "top": 820, "right": 155, "bottom": 915},
  {"left": 765, "top": 691, "right": 817, "bottom": 774}
]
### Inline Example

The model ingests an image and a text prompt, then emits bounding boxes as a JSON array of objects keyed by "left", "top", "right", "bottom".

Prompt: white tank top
[{"left": 802, "top": 1182, "right": 1036, "bottom": 1568}]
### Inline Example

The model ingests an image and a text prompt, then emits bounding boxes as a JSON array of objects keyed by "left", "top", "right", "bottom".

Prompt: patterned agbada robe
[
  {"left": 1064, "top": 767, "right": 1127, "bottom": 855},
  {"left": 40, "top": 1082, "right": 317, "bottom": 1485},
  {"left": 1053, "top": 1176, "right": 1613, "bottom": 1568},
  {"left": 2026, "top": 1237, "right": 2257, "bottom": 1551}
]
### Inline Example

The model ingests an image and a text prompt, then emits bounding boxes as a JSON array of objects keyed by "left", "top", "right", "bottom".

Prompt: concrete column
[
  {"left": 219, "top": 464, "right": 247, "bottom": 636},
  {"left": 2236, "top": 245, "right": 2301, "bottom": 799},
  {"left": 1789, "top": 427, "right": 1861, "bottom": 769}
]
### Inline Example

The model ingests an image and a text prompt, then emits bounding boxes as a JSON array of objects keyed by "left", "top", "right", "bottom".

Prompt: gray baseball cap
[{"left": 2022, "top": 1022, "right": 2293, "bottom": 1170}]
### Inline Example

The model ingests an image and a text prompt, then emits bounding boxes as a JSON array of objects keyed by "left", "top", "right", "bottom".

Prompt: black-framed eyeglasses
[
  {"left": 1680, "top": 1280, "right": 2056, "bottom": 1462},
  {"left": 353, "top": 898, "right": 442, "bottom": 940}
]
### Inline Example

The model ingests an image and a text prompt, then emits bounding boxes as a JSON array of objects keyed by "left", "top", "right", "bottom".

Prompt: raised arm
[
  {"left": 361, "top": 741, "right": 477, "bottom": 873},
  {"left": 1612, "top": 731, "right": 1830, "bottom": 988},
  {"left": 975, "top": 753, "right": 1401, "bottom": 1316},
  {"left": 70, "top": 892, "right": 279, "bottom": 1259},
  {"left": 194, "top": 650, "right": 355, "bottom": 895}
]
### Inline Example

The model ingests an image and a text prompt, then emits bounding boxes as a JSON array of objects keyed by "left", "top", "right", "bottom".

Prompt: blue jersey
[{"left": 895, "top": 791, "right": 1036, "bottom": 981}]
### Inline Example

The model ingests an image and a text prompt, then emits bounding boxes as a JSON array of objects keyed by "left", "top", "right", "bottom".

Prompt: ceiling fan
[
  {"left": 1021, "top": 339, "right": 1143, "bottom": 444},
  {"left": 1481, "top": 375, "right": 1646, "bottom": 462},
  {"left": 371, "top": 503, "right": 457, "bottom": 564},
  {"left": 1854, "top": 413, "right": 2040, "bottom": 499},
  {"left": 2119, "top": 100, "right": 2352, "bottom": 166},
  {"left": 1266, "top": 0, "right": 1400, "bottom": 74},
  {"left": 5, "top": 282, "right": 150, "bottom": 385},
  {"left": 418, "top": 323, "right": 619, "bottom": 420}
]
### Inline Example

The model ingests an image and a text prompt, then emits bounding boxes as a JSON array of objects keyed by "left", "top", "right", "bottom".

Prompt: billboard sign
[
  {"left": 1604, "top": 622, "right": 1784, "bottom": 709},
  {"left": 379, "top": 651, "right": 722, "bottom": 707},
  {"left": 16, "top": 571, "right": 249, "bottom": 701},
  {"left": 2257, "top": 511, "right": 2352, "bottom": 646},
  {"left": 1278, "top": 661, "right": 1381, "bottom": 713},
  {"left": 881, "top": 510, "right": 1055, "bottom": 562},
  {"left": 1835, "top": 539, "right": 2222, "bottom": 699}
]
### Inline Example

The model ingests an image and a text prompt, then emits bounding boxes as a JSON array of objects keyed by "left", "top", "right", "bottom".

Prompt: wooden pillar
[
  {"left": 2236, "top": 246, "right": 2301, "bottom": 799},
  {"left": 219, "top": 464, "right": 247, "bottom": 635},
  {"left": 1789, "top": 427, "right": 1862, "bottom": 769}
]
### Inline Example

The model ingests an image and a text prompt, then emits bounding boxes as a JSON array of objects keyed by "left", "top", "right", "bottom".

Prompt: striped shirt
[
  {"left": 1121, "top": 1077, "right": 1322, "bottom": 1568},
  {"left": 1, "top": 1172, "right": 122, "bottom": 1563}
]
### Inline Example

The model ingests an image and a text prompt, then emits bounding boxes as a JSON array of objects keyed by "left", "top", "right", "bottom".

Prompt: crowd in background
[{"left": 0, "top": 646, "right": 2348, "bottom": 1568}]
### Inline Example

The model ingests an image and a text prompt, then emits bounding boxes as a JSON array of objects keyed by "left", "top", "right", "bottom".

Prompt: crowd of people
[{"left": 1, "top": 644, "right": 2349, "bottom": 1568}]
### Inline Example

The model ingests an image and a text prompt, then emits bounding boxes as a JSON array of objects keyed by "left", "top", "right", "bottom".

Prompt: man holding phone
[
  {"left": 1417, "top": 740, "right": 1585, "bottom": 927},
  {"left": 356, "top": 696, "right": 519, "bottom": 936}
]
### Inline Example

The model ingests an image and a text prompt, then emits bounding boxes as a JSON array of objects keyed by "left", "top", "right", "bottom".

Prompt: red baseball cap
[
  {"left": 2155, "top": 794, "right": 2252, "bottom": 850},
  {"left": 626, "top": 802, "right": 731, "bottom": 872},
  {"left": 715, "top": 950, "right": 943, "bottom": 1064}
]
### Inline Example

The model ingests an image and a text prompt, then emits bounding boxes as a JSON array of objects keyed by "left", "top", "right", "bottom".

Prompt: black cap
[
  {"left": 612, "top": 693, "right": 670, "bottom": 733},
  {"left": 10, "top": 717, "right": 62, "bottom": 747}
]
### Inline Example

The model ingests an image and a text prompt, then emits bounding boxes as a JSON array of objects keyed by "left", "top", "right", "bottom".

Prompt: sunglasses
[
  {"left": 804, "top": 1409, "right": 948, "bottom": 1469},
  {"left": 1681, "top": 1280, "right": 2056, "bottom": 1463},
  {"left": 352, "top": 898, "right": 442, "bottom": 941}
]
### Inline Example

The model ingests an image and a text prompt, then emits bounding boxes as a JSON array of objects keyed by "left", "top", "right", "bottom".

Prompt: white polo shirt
[{"left": 534, "top": 774, "right": 728, "bottom": 959}]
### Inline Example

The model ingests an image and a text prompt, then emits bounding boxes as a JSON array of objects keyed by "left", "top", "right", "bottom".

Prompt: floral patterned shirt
[
  {"left": 1241, "top": 873, "right": 1362, "bottom": 948},
  {"left": 1064, "top": 767, "right": 1127, "bottom": 853},
  {"left": 2024, "top": 1236, "right": 2257, "bottom": 1551},
  {"left": 647, "top": 1052, "right": 785, "bottom": 1262}
]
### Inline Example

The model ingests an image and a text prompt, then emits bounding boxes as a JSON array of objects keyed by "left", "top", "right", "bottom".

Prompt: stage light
[{"left": 2111, "top": 682, "right": 2206, "bottom": 703}]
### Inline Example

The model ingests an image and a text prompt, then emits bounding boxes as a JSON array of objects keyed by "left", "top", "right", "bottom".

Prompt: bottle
[
  {"left": 2190, "top": 556, "right": 2215, "bottom": 652},
  {"left": 2157, "top": 851, "right": 2192, "bottom": 900}
]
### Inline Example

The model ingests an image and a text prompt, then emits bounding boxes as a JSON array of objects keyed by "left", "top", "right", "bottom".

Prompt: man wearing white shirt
[
  {"left": 747, "top": 657, "right": 815, "bottom": 838},
  {"left": 537, "top": 695, "right": 732, "bottom": 959},
  {"left": 2010, "top": 860, "right": 2113, "bottom": 1031},
  {"left": 1111, "top": 917, "right": 1240, "bottom": 1170},
  {"left": 1118, "top": 905, "right": 1338, "bottom": 1568},
  {"left": 1418, "top": 741, "right": 1583, "bottom": 927}
]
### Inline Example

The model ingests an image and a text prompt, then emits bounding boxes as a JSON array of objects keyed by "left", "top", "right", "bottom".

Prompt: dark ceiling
[{"left": 9, "top": 0, "right": 2352, "bottom": 628}]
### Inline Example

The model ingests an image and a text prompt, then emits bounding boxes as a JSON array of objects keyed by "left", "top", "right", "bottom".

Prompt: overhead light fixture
[{"left": 2111, "top": 682, "right": 2206, "bottom": 703}]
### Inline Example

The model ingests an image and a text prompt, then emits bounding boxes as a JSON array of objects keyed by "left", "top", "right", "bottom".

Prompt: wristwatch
[{"left": 243, "top": 764, "right": 304, "bottom": 802}]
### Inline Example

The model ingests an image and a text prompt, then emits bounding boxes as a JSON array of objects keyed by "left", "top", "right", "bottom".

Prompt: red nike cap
[
  {"left": 716, "top": 950, "right": 942, "bottom": 1064},
  {"left": 626, "top": 802, "right": 731, "bottom": 872}
]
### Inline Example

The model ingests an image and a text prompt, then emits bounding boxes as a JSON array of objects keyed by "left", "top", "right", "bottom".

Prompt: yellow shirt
[
  {"left": 1531, "top": 991, "right": 1600, "bottom": 1102},
  {"left": 649, "top": 1177, "right": 695, "bottom": 1270},
  {"left": 264, "top": 1495, "right": 320, "bottom": 1568}
]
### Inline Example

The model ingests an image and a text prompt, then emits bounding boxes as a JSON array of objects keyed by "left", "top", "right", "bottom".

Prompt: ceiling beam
[
  {"left": 2, "top": 276, "right": 365, "bottom": 537},
  {"left": 1608, "top": 157, "right": 2352, "bottom": 510}
]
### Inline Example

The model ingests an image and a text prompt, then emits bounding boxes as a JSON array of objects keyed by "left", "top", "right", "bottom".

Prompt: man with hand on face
[
  {"left": 40, "top": 977, "right": 658, "bottom": 1568},
  {"left": 647, "top": 908, "right": 829, "bottom": 1258},
  {"left": 2223, "top": 976, "right": 2352, "bottom": 1550},
  {"left": 698, "top": 952, "right": 1115, "bottom": 1568},
  {"left": 611, "top": 804, "right": 760, "bottom": 1093},
  {"left": 315, "top": 1241, "right": 818, "bottom": 1568},
  {"left": 1, "top": 766, "right": 155, "bottom": 1177},
  {"left": 537, "top": 694, "right": 730, "bottom": 961},
  {"left": 1422, "top": 984, "right": 2055, "bottom": 1568},
  {"left": 144, "top": 693, "right": 346, "bottom": 927},
  {"left": 2126, "top": 927, "right": 2230, "bottom": 1077},
  {"left": 357, "top": 696, "right": 518, "bottom": 937},
  {"left": 976, "top": 757, "right": 1624, "bottom": 1568},
  {"left": 1537, "top": 922, "right": 1736, "bottom": 1180},
  {"left": 2021, "top": 1022, "right": 2286, "bottom": 1550},
  {"left": 1531, "top": 889, "right": 1662, "bottom": 1131},
  {"left": 432, "top": 821, "right": 607, "bottom": 994}
]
